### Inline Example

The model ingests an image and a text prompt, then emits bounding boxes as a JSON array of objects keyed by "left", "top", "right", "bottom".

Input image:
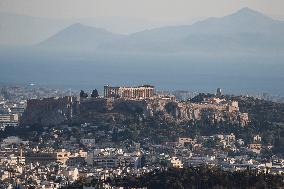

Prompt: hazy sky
[{"left": 0, "top": 0, "right": 284, "bottom": 22}]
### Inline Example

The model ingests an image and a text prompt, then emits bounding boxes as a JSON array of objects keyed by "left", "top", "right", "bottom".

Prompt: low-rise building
[
  {"left": 178, "top": 137, "right": 193, "bottom": 147},
  {"left": 87, "top": 149, "right": 141, "bottom": 169},
  {"left": 80, "top": 138, "right": 96, "bottom": 147},
  {"left": 168, "top": 157, "right": 183, "bottom": 168},
  {"left": 25, "top": 149, "right": 70, "bottom": 165}
]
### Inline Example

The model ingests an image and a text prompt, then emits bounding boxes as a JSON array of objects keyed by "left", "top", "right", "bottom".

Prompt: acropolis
[{"left": 103, "top": 85, "right": 155, "bottom": 99}]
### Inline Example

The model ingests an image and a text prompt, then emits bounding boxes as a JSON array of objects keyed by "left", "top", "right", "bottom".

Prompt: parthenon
[{"left": 104, "top": 85, "right": 155, "bottom": 99}]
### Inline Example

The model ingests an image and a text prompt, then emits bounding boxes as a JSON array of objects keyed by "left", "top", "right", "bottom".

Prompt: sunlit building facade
[{"left": 104, "top": 85, "right": 155, "bottom": 99}]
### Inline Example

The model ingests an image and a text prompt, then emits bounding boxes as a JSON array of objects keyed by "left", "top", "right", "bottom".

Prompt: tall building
[{"left": 104, "top": 85, "right": 155, "bottom": 99}]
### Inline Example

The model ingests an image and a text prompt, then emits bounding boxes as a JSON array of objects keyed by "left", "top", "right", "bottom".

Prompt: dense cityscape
[
  {"left": 0, "top": 85, "right": 284, "bottom": 188},
  {"left": 1, "top": 0, "right": 284, "bottom": 188}
]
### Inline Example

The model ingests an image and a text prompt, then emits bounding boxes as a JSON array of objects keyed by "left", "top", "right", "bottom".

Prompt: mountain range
[
  {"left": 1, "top": 8, "right": 284, "bottom": 96},
  {"left": 0, "top": 12, "right": 188, "bottom": 46},
  {"left": 0, "top": 13, "right": 70, "bottom": 45},
  {"left": 37, "top": 23, "right": 124, "bottom": 50},
  {"left": 35, "top": 8, "right": 284, "bottom": 53}
]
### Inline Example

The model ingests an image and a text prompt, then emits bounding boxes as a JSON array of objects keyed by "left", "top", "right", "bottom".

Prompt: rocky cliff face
[
  {"left": 21, "top": 97, "right": 149, "bottom": 126},
  {"left": 164, "top": 100, "right": 248, "bottom": 125},
  {"left": 20, "top": 96, "right": 78, "bottom": 126},
  {"left": 165, "top": 102, "right": 194, "bottom": 120},
  {"left": 21, "top": 96, "right": 249, "bottom": 126}
]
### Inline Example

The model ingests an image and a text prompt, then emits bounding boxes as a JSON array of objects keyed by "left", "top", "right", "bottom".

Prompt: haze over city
[
  {"left": 1, "top": 0, "right": 284, "bottom": 20},
  {"left": 1, "top": 2, "right": 284, "bottom": 96}
]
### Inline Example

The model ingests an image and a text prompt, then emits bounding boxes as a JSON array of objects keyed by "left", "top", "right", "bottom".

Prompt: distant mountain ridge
[
  {"left": 37, "top": 7, "right": 284, "bottom": 53},
  {"left": 0, "top": 13, "right": 166, "bottom": 46},
  {"left": 37, "top": 23, "right": 124, "bottom": 50},
  {"left": 0, "top": 12, "right": 70, "bottom": 45}
]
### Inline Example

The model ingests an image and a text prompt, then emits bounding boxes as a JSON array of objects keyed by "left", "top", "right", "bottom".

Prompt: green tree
[
  {"left": 91, "top": 89, "right": 99, "bottom": 98},
  {"left": 80, "top": 90, "right": 88, "bottom": 98}
]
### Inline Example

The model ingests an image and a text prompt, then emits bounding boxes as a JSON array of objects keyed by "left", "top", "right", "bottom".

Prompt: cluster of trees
[
  {"left": 0, "top": 125, "right": 43, "bottom": 141},
  {"left": 229, "top": 95, "right": 284, "bottom": 154},
  {"left": 63, "top": 166, "right": 284, "bottom": 189},
  {"left": 188, "top": 93, "right": 284, "bottom": 155},
  {"left": 189, "top": 93, "right": 216, "bottom": 103},
  {"left": 79, "top": 89, "right": 99, "bottom": 98}
]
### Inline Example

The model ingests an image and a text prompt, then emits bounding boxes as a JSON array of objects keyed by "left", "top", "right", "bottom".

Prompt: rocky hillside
[{"left": 21, "top": 96, "right": 248, "bottom": 127}]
